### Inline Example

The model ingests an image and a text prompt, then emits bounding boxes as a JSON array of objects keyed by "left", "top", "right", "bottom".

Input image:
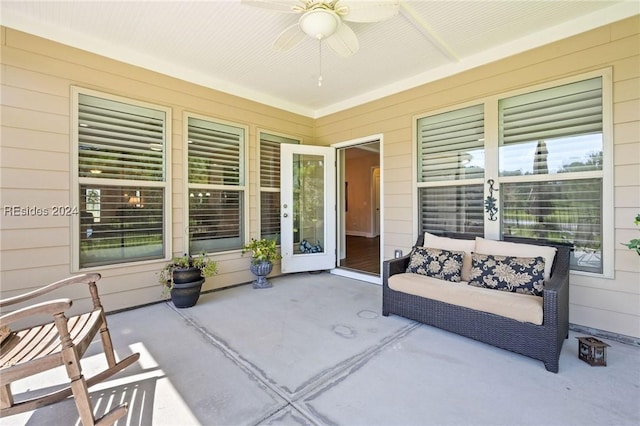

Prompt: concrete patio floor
[{"left": 3, "top": 272, "right": 640, "bottom": 426}]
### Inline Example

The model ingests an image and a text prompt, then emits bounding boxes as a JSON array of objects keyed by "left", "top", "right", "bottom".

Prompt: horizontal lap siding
[
  {"left": 1, "top": 17, "right": 638, "bottom": 336},
  {"left": 0, "top": 27, "right": 313, "bottom": 307},
  {"left": 315, "top": 16, "right": 640, "bottom": 338}
]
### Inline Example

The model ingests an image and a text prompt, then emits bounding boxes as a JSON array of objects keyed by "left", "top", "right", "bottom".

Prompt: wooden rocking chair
[{"left": 0, "top": 273, "right": 140, "bottom": 425}]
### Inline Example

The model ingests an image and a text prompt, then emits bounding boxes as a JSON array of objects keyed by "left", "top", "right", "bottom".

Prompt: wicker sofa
[{"left": 382, "top": 232, "right": 572, "bottom": 373}]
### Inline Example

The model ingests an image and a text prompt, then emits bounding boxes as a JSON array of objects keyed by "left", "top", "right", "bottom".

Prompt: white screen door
[{"left": 280, "top": 144, "right": 336, "bottom": 273}]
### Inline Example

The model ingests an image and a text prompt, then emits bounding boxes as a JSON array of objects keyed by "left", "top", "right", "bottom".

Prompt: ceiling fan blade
[
  {"left": 241, "top": 0, "right": 306, "bottom": 13},
  {"left": 336, "top": 0, "right": 399, "bottom": 23},
  {"left": 326, "top": 22, "right": 359, "bottom": 57},
  {"left": 273, "top": 23, "right": 306, "bottom": 51}
]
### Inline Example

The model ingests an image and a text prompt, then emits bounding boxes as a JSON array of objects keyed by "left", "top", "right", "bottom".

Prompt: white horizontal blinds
[
  {"left": 260, "top": 134, "right": 284, "bottom": 188},
  {"left": 187, "top": 117, "right": 245, "bottom": 253},
  {"left": 259, "top": 133, "right": 298, "bottom": 241},
  {"left": 499, "top": 77, "right": 604, "bottom": 274},
  {"left": 79, "top": 185, "right": 164, "bottom": 268},
  {"left": 499, "top": 78, "right": 603, "bottom": 176},
  {"left": 502, "top": 179, "right": 602, "bottom": 273},
  {"left": 188, "top": 118, "right": 243, "bottom": 185},
  {"left": 78, "top": 94, "right": 165, "bottom": 181},
  {"left": 76, "top": 92, "right": 167, "bottom": 269},
  {"left": 501, "top": 77, "right": 602, "bottom": 145},
  {"left": 418, "top": 186, "right": 484, "bottom": 235},
  {"left": 260, "top": 192, "right": 280, "bottom": 239},
  {"left": 189, "top": 190, "right": 243, "bottom": 252},
  {"left": 417, "top": 104, "right": 484, "bottom": 182},
  {"left": 417, "top": 104, "right": 485, "bottom": 236}
]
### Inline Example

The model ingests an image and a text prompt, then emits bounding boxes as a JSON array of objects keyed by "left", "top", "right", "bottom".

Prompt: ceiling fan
[{"left": 242, "top": 0, "right": 400, "bottom": 57}]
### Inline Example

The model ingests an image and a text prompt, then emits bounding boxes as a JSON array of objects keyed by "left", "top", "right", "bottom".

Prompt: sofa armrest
[
  {"left": 544, "top": 271, "right": 567, "bottom": 294},
  {"left": 383, "top": 255, "right": 410, "bottom": 286},
  {"left": 542, "top": 246, "right": 570, "bottom": 336}
]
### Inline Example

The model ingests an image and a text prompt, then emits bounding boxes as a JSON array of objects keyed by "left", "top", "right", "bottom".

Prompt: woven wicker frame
[{"left": 382, "top": 233, "right": 571, "bottom": 373}]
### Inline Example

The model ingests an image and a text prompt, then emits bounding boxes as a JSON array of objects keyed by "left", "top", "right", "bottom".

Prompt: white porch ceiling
[{"left": 1, "top": 0, "right": 638, "bottom": 118}]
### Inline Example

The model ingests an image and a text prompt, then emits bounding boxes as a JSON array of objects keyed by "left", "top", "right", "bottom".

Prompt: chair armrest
[
  {"left": 0, "top": 298, "right": 72, "bottom": 328},
  {"left": 0, "top": 273, "right": 101, "bottom": 309}
]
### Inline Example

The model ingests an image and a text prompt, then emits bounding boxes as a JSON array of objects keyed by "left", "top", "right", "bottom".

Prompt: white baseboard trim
[
  {"left": 570, "top": 324, "right": 640, "bottom": 346},
  {"left": 330, "top": 268, "right": 381, "bottom": 285}
]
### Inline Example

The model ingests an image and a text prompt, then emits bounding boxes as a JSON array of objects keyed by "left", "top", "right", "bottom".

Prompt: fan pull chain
[{"left": 318, "top": 39, "right": 323, "bottom": 87}]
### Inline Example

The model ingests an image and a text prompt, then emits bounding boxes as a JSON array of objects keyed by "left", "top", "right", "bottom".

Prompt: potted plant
[
  {"left": 622, "top": 213, "right": 640, "bottom": 256},
  {"left": 242, "top": 238, "right": 282, "bottom": 289},
  {"left": 159, "top": 252, "right": 218, "bottom": 308}
]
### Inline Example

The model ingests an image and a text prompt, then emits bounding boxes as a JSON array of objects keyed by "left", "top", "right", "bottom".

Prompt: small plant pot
[
  {"left": 249, "top": 260, "right": 273, "bottom": 289},
  {"left": 170, "top": 267, "right": 205, "bottom": 308},
  {"left": 172, "top": 267, "right": 203, "bottom": 284},
  {"left": 170, "top": 278, "right": 205, "bottom": 308}
]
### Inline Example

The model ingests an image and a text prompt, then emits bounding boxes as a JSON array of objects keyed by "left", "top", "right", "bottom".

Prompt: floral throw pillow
[
  {"left": 468, "top": 253, "right": 546, "bottom": 296},
  {"left": 406, "top": 246, "right": 464, "bottom": 282}
]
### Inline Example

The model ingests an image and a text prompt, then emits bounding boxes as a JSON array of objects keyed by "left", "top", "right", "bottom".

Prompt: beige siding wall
[
  {"left": 0, "top": 27, "right": 314, "bottom": 311},
  {"left": 315, "top": 16, "right": 640, "bottom": 338},
  {"left": 1, "top": 16, "right": 639, "bottom": 338}
]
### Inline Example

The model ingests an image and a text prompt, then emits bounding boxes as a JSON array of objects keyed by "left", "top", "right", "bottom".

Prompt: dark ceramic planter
[
  {"left": 172, "top": 267, "right": 203, "bottom": 284},
  {"left": 170, "top": 267, "right": 204, "bottom": 308},
  {"left": 249, "top": 260, "right": 273, "bottom": 289}
]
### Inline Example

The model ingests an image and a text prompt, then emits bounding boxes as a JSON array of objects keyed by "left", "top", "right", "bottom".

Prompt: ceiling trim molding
[
  {"left": 2, "top": 2, "right": 638, "bottom": 120},
  {"left": 313, "top": 1, "right": 639, "bottom": 118},
  {"left": 0, "top": 10, "right": 316, "bottom": 117}
]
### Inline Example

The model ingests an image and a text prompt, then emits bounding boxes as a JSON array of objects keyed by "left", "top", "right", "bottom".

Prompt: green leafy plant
[
  {"left": 159, "top": 252, "right": 218, "bottom": 295},
  {"left": 242, "top": 238, "right": 282, "bottom": 265},
  {"left": 622, "top": 213, "right": 640, "bottom": 256}
]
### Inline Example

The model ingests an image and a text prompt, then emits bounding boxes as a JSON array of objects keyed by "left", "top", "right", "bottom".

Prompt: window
[
  {"left": 416, "top": 104, "right": 485, "bottom": 235},
  {"left": 499, "top": 77, "right": 604, "bottom": 274},
  {"left": 416, "top": 72, "right": 611, "bottom": 275},
  {"left": 73, "top": 89, "right": 170, "bottom": 269},
  {"left": 259, "top": 132, "right": 299, "bottom": 242},
  {"left": 187, "top": 115, "right": 246, "bottom": 253}
]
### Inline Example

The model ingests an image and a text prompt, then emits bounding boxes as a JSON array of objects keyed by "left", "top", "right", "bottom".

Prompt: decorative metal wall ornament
[{"left": 485, "top": 179, "right": 499, "bottom": 221}]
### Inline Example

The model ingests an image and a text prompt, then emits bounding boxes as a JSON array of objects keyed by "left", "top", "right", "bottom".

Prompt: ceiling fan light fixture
[{"left": 299, "top": 9, "right": 340, "bottom": 40}]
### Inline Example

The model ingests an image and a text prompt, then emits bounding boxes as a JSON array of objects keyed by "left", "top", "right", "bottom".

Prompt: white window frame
[
  {"left": 71, "top": 87, "right": 172, "bottom": 271},
  {"left": 183, "top": 112, "right": 249, "bottom": 254},
  {"left": 413, "top": 68, "right": 613, "bottom": 278}
]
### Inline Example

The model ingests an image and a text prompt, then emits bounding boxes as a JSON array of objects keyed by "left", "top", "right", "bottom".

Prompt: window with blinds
[
  {"left": 79, "top": 94, "right": 165, "bottom": 181},
  {"left": 259, "top": 132, "right": 299, "bottom": 242},
  {"left": 499, "top": 77, "right": 603, "bottom": 176},
  {"left": 499, "top": 77, "right": 604, "bottom": 273},
  {"left": 187, "top": 116, "right": 245, "bottom": 253},
  {"left": 416, "top": 104, "right": 485, "bottom": 235},
  {"left": 418, "top": 186, "right": 485, "bottom": 236},
  {"left": 417, "top": 104, "right": 485, "bottom": 183},
  {"left": 415, "top": 73, "right": 609, "bottom": 275},
  {"left": 76, "top": 92, "right": 168, "bottom": 268}
]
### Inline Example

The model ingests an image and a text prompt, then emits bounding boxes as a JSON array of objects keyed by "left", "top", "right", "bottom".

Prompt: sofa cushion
[
  {"left": 423, "top": 232, "right": 476, "bottom": 281},
  {"left": 475, "top": 237, "right": 557, "bottom": 281},
  {"left": 407, "top": 246, "right": 464, "bottom": 282},
  {"left": 388, "top": 273, "right": 543, "bottom": 325},
  {"left": 468, "top": 253, "right": 546, "bottom": 296}
]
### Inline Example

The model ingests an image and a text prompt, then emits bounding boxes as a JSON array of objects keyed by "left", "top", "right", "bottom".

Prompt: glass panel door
[{"left": 280, "top": 145, "right": 336, "bottom": 273}]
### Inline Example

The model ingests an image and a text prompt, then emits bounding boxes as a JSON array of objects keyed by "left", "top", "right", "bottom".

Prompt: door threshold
[{"left": 331, "top": 268, "right": 381, "bottom": 285}]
